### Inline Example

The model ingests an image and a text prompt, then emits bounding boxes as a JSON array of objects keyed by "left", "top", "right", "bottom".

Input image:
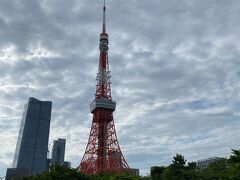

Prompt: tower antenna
[{"left": 103, "top": 0, "right": 106, "bottom": 33}]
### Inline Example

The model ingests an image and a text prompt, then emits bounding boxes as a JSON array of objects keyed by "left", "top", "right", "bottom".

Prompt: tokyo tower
[{"left": 78, "top": 1, "right": 130, "bottom": 174}]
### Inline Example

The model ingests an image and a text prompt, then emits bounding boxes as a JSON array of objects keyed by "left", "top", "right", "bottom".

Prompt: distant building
[
  {"left": 51, "top": 138, "right": 66, "bottom": 166},
  {"left": 64, "top": 161, "right": 71, "bottom": 168},
  {"left": 197, "top": 157, "right": 225, "bottom": 169},
  {"left": 5, "top": 168, "right": 29, "bottom": 180},
  {"left": 46, "top": 158, "right": 51, "bottom": 172},
  {"left": 6, "top": 97, "right": 52, "bottom": 180},
  {"left": 108, "top": 150, "right": 139, "bottom": 175},
  {"left": 130, "top": 168, "right": 140, "bottom": 176},
  {"left": 109, "top": 150, "right": 122, "bottom": 169},
  {"left": 45, "top": 138, "right": 71, "bottom": 170}
]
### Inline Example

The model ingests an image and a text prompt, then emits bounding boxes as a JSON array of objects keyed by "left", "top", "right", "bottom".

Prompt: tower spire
[{"left": 102, "top": 0, "right": 106, "bottom": 33}]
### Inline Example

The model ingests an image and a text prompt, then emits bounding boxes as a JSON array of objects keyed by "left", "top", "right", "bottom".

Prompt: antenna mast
[{"left": 103, "top": 0, "right": 106, "bottom": 33}]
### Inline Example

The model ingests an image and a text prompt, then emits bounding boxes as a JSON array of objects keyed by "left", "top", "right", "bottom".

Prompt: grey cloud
[{"left": 0, "top": 0, "right": 240, "bottom": 176}]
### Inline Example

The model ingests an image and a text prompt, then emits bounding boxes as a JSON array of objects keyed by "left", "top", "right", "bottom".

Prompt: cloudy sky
[{"left": 1, "top": 0, "right": 240, "bottom": 176}]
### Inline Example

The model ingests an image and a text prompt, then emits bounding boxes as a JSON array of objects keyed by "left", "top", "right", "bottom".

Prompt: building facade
[
  {"left": 6, "top": 97, "right": 52, "bottom": 179},
  {"left": 197, "top": 157, "right": 225, "bottom": 169},
  {"left": 51, "top": 138, "right": 66, "bottom": 166},
  {"left": 130, "top": 168, "right": 140, "bottom": 176}
]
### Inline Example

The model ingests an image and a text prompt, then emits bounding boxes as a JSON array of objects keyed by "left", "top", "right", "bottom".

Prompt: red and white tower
[{"left": 78, "top": 1, "right": 130, "bottom": 174}]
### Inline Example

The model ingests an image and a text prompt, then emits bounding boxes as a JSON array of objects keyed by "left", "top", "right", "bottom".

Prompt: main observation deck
[{"left": 90, "top": 99, "right": 116, "bottom": 113}]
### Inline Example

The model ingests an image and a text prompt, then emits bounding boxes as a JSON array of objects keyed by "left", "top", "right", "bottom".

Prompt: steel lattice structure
[{"left": 78, "top": 1, "right": 130, "bottom": 174}]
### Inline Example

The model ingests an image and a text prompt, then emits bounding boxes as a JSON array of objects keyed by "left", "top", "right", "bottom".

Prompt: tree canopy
[
  {"left": 24, "top": 166, "right": 142, "bottom": 180},
  {"left": 151, "top": 149, "right": 240, "bottom": 180},
  {"left": 23, "top": 149, "right": 240, "bottom": 180}
]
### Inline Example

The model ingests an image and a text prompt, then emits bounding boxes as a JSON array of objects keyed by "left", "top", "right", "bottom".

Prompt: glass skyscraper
[
  {"left": 45, "top": 138, "right": 71, "bottom": 171},
  {"left": 6, "top": 97, "right": 52, "bottom": 179},
  {"left": 51, "top": 138, "right": 66, "bottom": 166}
]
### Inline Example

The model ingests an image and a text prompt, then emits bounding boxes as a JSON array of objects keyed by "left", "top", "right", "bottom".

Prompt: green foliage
[
  {"left": 199, "top": 159, "right": 227, "bottom": 180},
  {"left": 24, "top": 165, "right": 89, "bottom": 180},
  {"left": 150, "top": 166, "right": 165, "bottom": 180},
  {"left": 139, "top": 176, "right": 151, "bottom": 180},
  {"left": 172, "top": 154, "right": 186, "bottom": 168},
  {"left": 90, "top": 173, "right": 141, "bottom": 180},
  {"left": 229, "top": 149, "right": 240, "bottom": 164},
  {"left": 197, "top": 150, "right": 240, "bottom": 180},
  {"left": 225, "top": 162, "right": 240, "bottom": 179},
  {"left": 186, "top": 162, "right": 197, "bottom": 170},
  {"left": 24, "top": 166, "right": 141, "bottom": 180},
  {"left": 23, "top": 149, "right": 240, "bottom": 180},
  {"left": 161, "top": 154, "right": 194, "bottom": 180},
  {"left": 149, "top": 150, "right": 240, "bottom": 180},
  {"left": 225, "top": 149, "right": 240, "bottom": 179},
  {"left": 184, "top": 162, "right": 198, "bottom": 180}
]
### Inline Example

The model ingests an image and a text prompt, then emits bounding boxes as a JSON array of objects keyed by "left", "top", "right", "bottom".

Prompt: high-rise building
[
  {"left": 46, "top": 138, "right": 71, "bottom": 172},
  {"left": 51, "top": 138, "right": 66, "bottom": 166},
  {"left": 6, "top": 97, "right": 52, "bottom": 180}
]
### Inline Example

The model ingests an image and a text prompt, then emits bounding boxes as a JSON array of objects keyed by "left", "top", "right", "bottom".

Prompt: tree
[
  {"left": 229, "top": 149, "right": 240, "bottom": 164},
  {"left": 139, "top": 176, "right": 151, "bottom": 180},
  {"left": 162, "top": 154, "right": 187, "bottom": 180},
  {"left": 184, "top": 162, "right": 197, "bottom": 180},
  {"left": 186, "top": 162, "right": 197, "bottom": 169},
  {"left": 24, "top": 166, "right": 141, "bottom": 180},
  {"left": 24, "top": 165, "right": 90, "bottom": 180},
  {"left": 199, "top": 159, "right": 227, "bottom": 180},
  {"left": 172, "top": 154, "right": 186, "bottom": 168},
  {"left": 150, "top": 166, "right": 165, "bottom": 180},
  {"left": 90, "top": 173, "right": 141, "bottom": 180},
  {"left": 225, "top": 149, "right": 240, "bottom": 179}
]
